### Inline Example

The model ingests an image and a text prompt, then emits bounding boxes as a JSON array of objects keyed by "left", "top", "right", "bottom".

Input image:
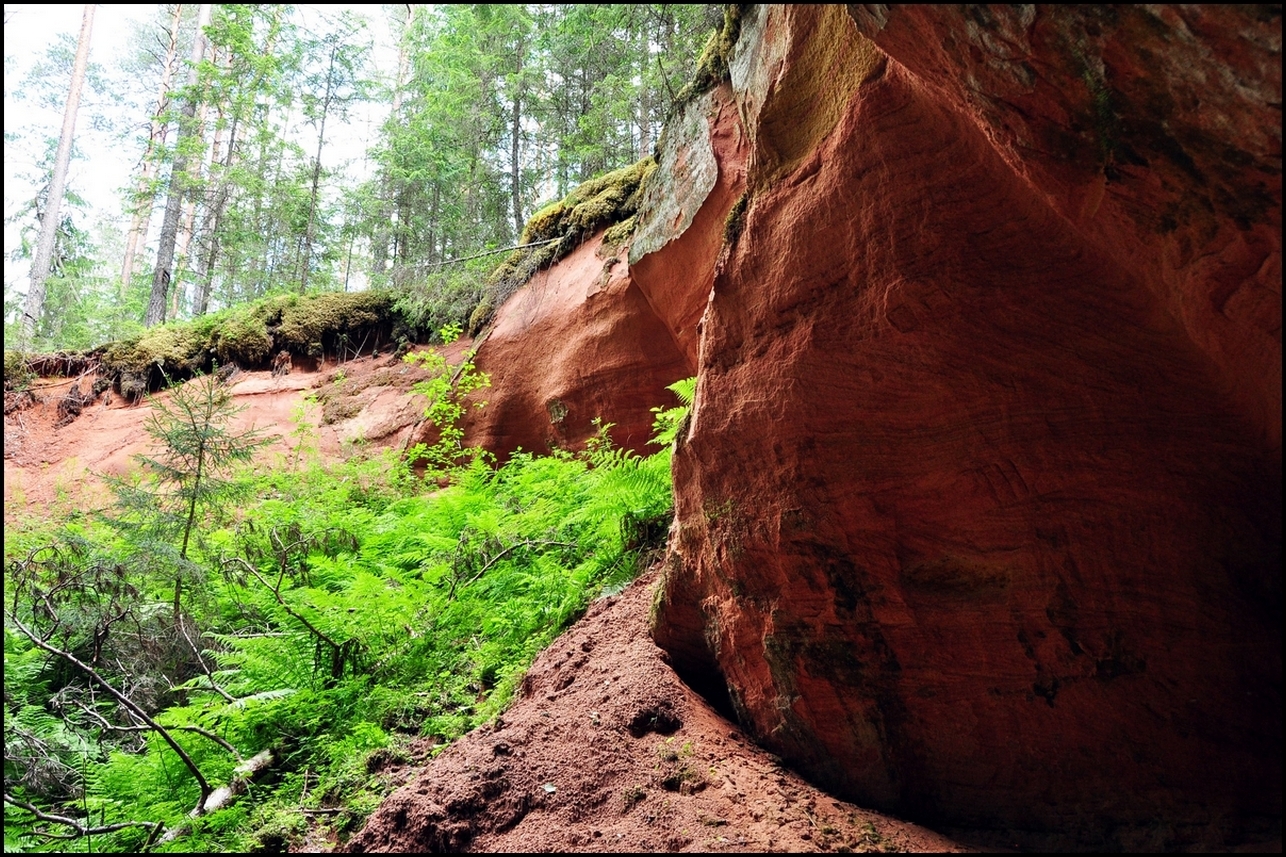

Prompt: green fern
[
  {"left": 4, "top": 378, "right": 685, "bottom": 851},
  {"left": 650, "top": 376, "right": 696, "bottom": 447}
]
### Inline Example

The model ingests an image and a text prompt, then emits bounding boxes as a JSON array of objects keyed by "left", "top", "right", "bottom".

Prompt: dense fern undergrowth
[{"left": 4, "top": 367, "right": 690, "bottom": 851}]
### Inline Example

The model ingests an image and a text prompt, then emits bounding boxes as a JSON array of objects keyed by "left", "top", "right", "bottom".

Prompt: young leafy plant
[
  {"left": 404, "top": 324, "right": 492, "bottom": 475},
  {"left": 650, "top": 376, "right": 696, "bottom": 447}
]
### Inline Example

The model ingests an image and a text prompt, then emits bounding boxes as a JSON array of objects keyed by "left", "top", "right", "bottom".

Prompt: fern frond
[{"left": 227, "top": 688, "right": 297, "bottom": 709}]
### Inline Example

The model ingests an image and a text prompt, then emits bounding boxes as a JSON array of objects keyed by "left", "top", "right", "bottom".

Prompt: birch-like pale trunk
[
  {"left": 21, "top": 4, "right": 95, "bottom": 346},
  {"left": 120, "top": 3, "right": 184, "bottom": 297},
  {"left": 145, "top": 2, "right": 212, "bottom": 327}
]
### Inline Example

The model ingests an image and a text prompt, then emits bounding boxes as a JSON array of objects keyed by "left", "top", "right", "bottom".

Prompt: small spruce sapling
[{"left": 108, "top": 370, "right": 268, "bottom": 623}]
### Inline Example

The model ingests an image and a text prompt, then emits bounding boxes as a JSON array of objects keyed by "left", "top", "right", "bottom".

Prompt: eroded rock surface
[
  {"left": 630, "top": 83, "right": 749, "bottom": 366},
  {"left": 468, "top": 83, "right": 749, "bottom": 456},
  {"left": 465, "top": 230, "right": 690, "bottom": 457},
  {"left": 652, "top": 4, "right": 1281, "bottom": 848},
  {"left": 420, "top": 4, "right": 1280, "bottom": 847}
]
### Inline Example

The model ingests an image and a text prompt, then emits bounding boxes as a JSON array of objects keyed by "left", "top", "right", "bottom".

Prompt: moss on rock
[
  {"left": 276, "top": 292, "right": 394, "bottom": 354},
  {"left": 602, "top": 215, "right": 639, "bottom": 254},
  {"left": 471, "top": 157, "right": 657, "bottom": 333},
  {"left": 723, "top": 191, "right": 750, "bottom": 247},
  {"left": 676, "top": 4, "right": 749, "bottom": 105},
  {"left": 466, "top": 297, "right": 496, "bottom": 338}
]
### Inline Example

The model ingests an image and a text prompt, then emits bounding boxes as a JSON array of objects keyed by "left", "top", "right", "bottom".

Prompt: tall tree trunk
[
  {"left": 196, "top": 111, "right": 236, "bottom": 316},
  {"left": 510, "top": 51, "right": 524, "bottom": 241},
  {"left": 639, "top": 79, "right": 651, "bottom": 158},
  {"left": 120, "top": 3, "right": 184, "bottom": 299},
  {"left": 373, "top": 4, "right": 416, "bottom": 279},
  {"left": 146, "top": 2, "right": 212, "bottom": 328},
  {"left": 188, "top": 86, "right": 225, "bottom": 316},
  {"left": 171, "top": 36, "right": 215, "bottom": 321},
  {"left": 300, "top": 41, "right": 338, "bottom": 293},
  {"left": 21, "top": 4, "right": 94, "bottom": 346}
]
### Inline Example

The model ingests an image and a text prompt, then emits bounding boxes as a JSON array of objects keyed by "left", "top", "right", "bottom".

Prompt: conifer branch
[
  {"left": 2, "top": 793, "right": 163, "bottom": 847},
  {"left": 6, "top": 613, "right": 214, "bottom": 808}
]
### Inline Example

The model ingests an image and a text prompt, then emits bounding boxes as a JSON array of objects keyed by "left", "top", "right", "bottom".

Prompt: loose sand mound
[{"left": 345, "top": 568, "right": 966, "bottom": 853}]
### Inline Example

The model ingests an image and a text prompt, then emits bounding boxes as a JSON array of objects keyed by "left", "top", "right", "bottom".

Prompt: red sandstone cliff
[{"left": 462, "top": 4, "right": 1280, "bottom": 848}]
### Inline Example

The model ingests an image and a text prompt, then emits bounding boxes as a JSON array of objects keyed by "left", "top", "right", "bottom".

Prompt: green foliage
[
  {"left": 4, "top": 350, "right": 35, "bottom": 390},
  {"left": 650, "top": 377, "right": 697, "bottom": 448},
  {"left": 404, "top": 325, "right": 493, "bottom": 473},
  {"left": 107, "top": 370, "right": 268, "bottom": 632},
  {"left": 5, "top": 384, "right": 678, "bottom": 851},
  {"left": 392, "top": 256, "right": 492, "bottom": 336},
  {"left": 365, "top": 4, "right": 716, "bottom": 298}
]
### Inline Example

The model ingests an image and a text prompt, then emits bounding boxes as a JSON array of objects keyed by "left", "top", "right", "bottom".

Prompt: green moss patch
[
  {"left": 19, "top": 292, "right": 421, "bottom": 402},
  {"left": 675, "top": 4, "right": 749, "bottom": 105},
  {"left": 4, "top": 350, "right": 35, "bottom": 391},
  {"left": 469, "top": 157, "right": 656, "bottom": 335}
]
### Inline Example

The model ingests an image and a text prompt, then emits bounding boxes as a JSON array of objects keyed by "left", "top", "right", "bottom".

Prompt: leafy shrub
[
  {"left": 404, "top": 324, "right": 492, "bottom": 474},
  {"left": 3, "top": 382, "right": 683, "bottom": 851}
]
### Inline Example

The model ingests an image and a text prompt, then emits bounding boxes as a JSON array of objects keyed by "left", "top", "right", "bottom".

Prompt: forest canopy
[{"left": 3, "top": 4, "right": 722, "bottom": 353}]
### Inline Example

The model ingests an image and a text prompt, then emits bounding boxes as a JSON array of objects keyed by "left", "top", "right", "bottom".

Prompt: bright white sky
[
  {"left": 2, "top": 3, "right": 397, "bottom": 308},
  {"left": 5, "top": 5, "right": 151, "bottom": 224}
]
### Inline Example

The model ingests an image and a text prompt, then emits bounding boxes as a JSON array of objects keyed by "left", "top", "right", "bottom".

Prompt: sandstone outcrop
[
  {"left": 467, "top": 83, "right": 749, "bottom": 456},
  {"left": 629, "top": 84, "right": 749, "bottom": 366},
  {"left": 462, "top": 3, "right": 1279, "bottom": 846},
  {"left": 646, "top": 5, "right": 1280, "bottom": 847},
  {"left": 465, "top": 230, "right": 691, "bottom": 457}
]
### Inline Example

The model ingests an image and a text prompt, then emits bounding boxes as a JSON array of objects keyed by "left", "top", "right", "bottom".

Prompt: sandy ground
[
  {"left": 344, "top": 567, "right": 969, "bottom": 854},
  {"left": 3, "top": 352, "right": 438, "bottom": 523}
]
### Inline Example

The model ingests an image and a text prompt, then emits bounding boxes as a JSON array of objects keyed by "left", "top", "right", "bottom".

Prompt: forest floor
[
  {"left": 4, "top": 354, "right": 967, "bottom": 853},
  {"left": 340, "top": 565, "right": 969, "bottom": 854}
]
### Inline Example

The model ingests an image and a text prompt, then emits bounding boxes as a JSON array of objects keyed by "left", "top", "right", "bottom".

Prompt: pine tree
[{"left": 111, "top": 370, "right": 267, "bottom": 623}]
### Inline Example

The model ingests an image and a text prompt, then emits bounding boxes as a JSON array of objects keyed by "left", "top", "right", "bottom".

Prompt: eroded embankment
[{"left": 345, "top": 568, "right": 967, "bottom": 854}]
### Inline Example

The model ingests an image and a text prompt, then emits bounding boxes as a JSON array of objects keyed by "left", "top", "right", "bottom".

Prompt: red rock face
[
  {"left": 467, "top": 84, "right": 749, "bottom": 458},
  {"left": 653, "top": 5, "right": 1281, "bottom": 846},
  {"left": 845, "top": 4, "right": 1282, "bottom": 453},
  {"left": 466, "top": 231, "right": 691, "bottom": 457},
  {"left": 630, "top": 84, "right": 749, "bottom": 366}
]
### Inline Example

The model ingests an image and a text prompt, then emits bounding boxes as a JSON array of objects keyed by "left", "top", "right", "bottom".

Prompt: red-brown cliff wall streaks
[
  {"left": 654, "top": 5, "right": 1280, "bottom": 847},
  {"left": 464, "top": 230, "right": 690, "bottom": 458}
]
